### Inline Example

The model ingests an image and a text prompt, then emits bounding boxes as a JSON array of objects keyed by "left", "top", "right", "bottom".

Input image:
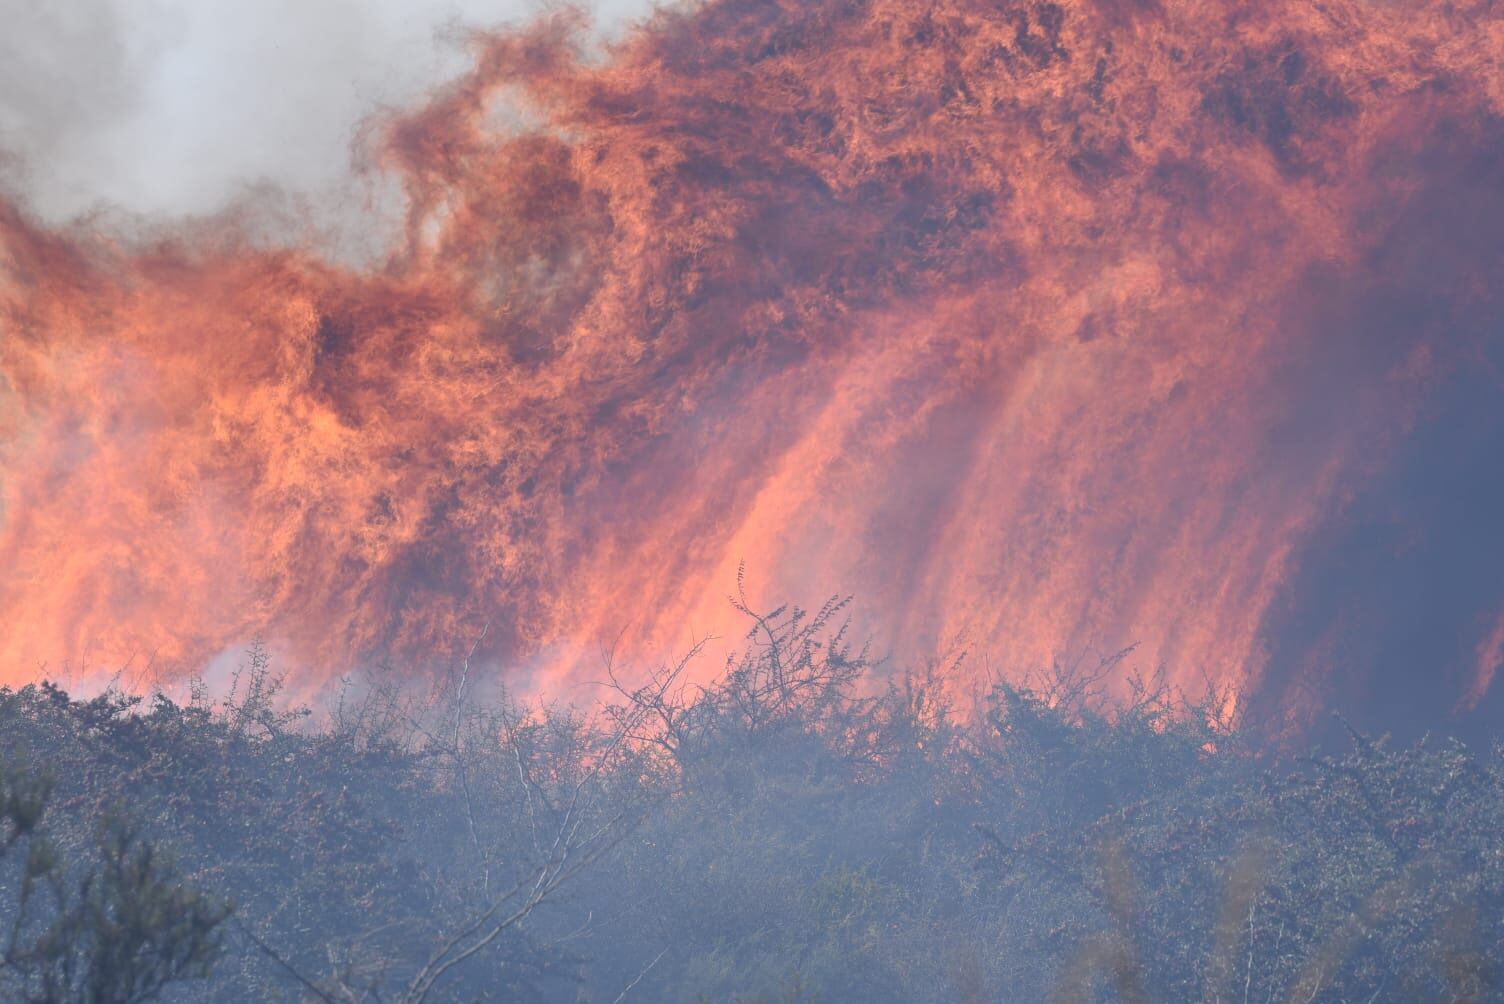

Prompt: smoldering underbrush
[{"left": 0, "top": 598, "right": 1500, "bottom": 1002}]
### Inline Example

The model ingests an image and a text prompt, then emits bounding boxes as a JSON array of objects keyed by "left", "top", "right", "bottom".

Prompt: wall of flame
[{"left": 3, "top": 0, "right": 1504, "bottom": 729}]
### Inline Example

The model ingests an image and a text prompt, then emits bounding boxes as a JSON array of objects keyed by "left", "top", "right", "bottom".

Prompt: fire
[{"left": 3, "top": 0, "right": 1504, "bottom": 724}]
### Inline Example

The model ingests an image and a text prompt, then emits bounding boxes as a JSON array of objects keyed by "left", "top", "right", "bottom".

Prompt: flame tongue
[{"left": 3, "top": 0, "right": 1504, "bottom": 723}]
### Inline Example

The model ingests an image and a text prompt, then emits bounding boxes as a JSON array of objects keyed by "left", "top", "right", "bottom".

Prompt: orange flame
[{"left": 3, "top": 0, "right": 1504, "bottom": 722}]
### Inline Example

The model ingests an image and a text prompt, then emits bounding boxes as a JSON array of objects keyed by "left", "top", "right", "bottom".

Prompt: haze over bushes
[{"left": 1, "top": 599, "right": 1499, "bottom": 1001}]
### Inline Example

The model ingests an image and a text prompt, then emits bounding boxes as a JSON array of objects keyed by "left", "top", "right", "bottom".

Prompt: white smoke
[{"left": 0, "top": 0, "right": 653, "bottom": 226}]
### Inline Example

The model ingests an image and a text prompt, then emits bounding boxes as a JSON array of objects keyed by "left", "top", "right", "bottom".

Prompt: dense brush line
[{"left": 0, "top": 602, "right": 1499, "bottom": 1001}]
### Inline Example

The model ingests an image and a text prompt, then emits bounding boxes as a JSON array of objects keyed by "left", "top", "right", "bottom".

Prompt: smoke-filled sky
[
  {"left": 0, "top": 0, "right": 649, "bottom": 222},
  {"left": 3, "top": 0, "right": 1504, "bottom": 738}
]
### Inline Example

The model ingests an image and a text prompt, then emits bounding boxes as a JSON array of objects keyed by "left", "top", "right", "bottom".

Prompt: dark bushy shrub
[{"left": 0, "top": 605, "right": 1499, "bottom": 1001}]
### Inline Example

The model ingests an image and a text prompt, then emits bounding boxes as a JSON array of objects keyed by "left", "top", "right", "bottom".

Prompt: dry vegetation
[{"left": 1, "top": 600, "right": 1500, "bottom": 1001}]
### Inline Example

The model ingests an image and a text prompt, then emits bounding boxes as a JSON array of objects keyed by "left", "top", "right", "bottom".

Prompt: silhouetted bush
[{"left": 0, "top": 758, "right": 229, "bottom": 1002}]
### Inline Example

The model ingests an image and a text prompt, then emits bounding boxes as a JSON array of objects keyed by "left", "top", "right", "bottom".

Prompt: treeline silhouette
[{"left": 0, "top": 597, "right": 1499, "bottom": 1001}]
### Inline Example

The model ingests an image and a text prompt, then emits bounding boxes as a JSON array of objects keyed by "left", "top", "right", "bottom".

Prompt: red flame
[{"left": 4, "top": 0, "right": 1504, "bottom": 722}]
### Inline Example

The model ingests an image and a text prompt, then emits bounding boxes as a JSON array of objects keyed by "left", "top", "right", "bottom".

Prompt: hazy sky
[{"left": 0, "top": 0, "right": 652, "bottom": 224}]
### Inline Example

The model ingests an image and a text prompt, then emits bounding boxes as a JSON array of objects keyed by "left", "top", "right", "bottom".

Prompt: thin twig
[
  {"left": 454, "top": 622, "right": 492, "bottom": 896},
  {"left": 233, "top": 916, "right": 337, "bottom": 1004},
  {"left": 613, "top": 947, "right": 668, "bottom": 1003}
]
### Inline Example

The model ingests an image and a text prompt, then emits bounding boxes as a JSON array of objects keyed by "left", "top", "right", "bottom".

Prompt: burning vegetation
[
  {"left": 3, "top": 0, "right": 1504, "bottom": 996},
  {"left": 4, "top": 0, "right": 1504, "bottom": 731}
]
